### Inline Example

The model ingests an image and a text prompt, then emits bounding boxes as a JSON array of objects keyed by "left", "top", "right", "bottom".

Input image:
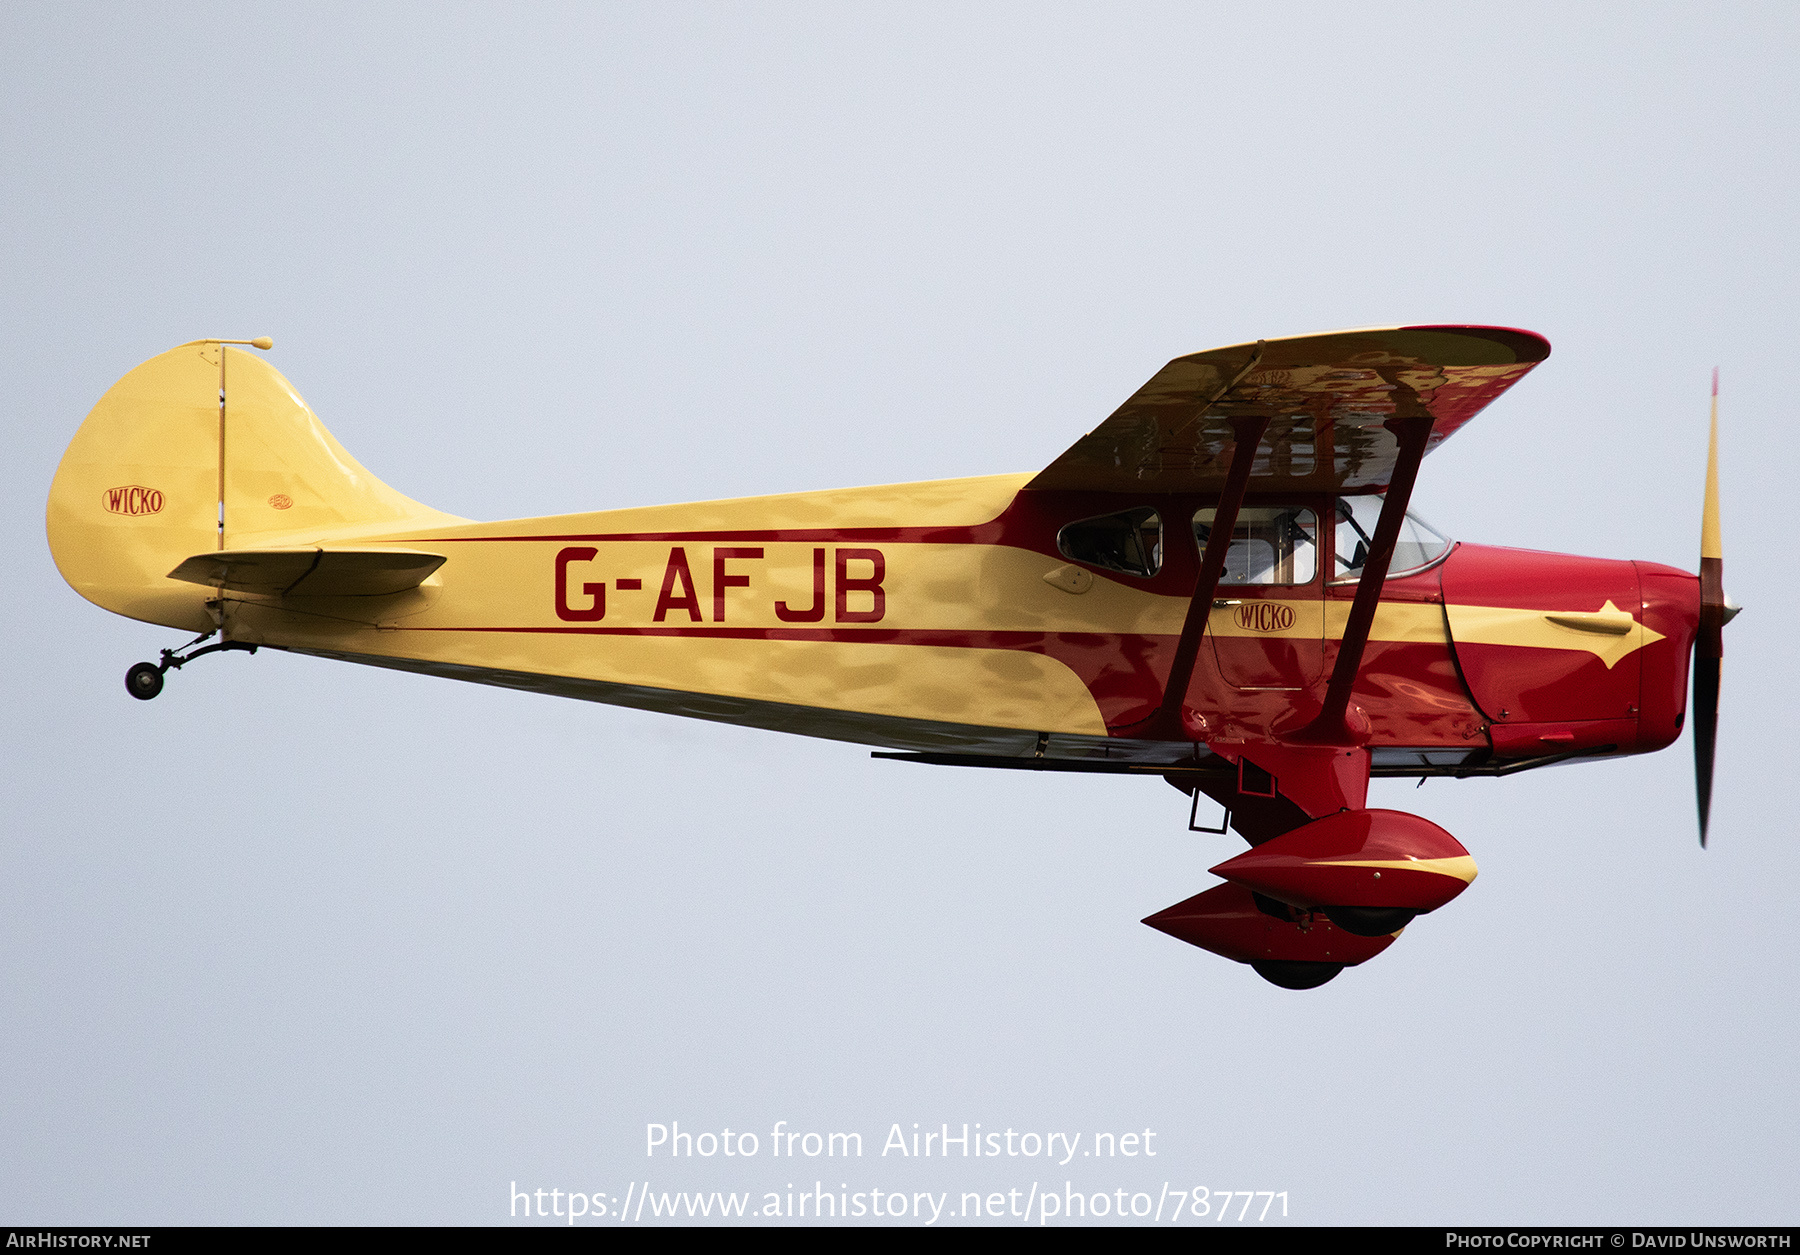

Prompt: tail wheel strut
[{"left": 124, "top": 635, "right": 258, "bottom": 701}]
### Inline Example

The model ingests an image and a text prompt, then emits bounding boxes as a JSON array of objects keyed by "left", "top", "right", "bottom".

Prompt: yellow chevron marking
[
  {"left": 1445, "top": 599, "right": 1663, "bottom": 670},
  {"left": 1326, "top": 855, "right": 1479, "bottom": 884},
  {"left": 1545, "top": 609, "right": 1632, "bottom": 636}
]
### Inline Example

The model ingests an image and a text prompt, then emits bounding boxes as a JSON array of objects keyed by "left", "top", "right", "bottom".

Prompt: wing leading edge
[{"left": 1027, "top": 324, "right": 1550, "bottom": 495}]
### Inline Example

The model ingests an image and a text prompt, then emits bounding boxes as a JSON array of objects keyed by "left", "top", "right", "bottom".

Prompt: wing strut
[
  {"left": 1287, "top": 409, "right": 1435, "bottom": 745},
  {"left": 1140, "top": 412, "right": 1270, "bottom": 741}
]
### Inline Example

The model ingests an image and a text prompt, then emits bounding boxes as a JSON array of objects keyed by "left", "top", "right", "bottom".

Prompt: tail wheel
[
  {"left": 1251, "top": 960, "right": 1343, "bottom": 990},
  {"left": 125, "top": 662, "right": 164, "bottom": 701}
]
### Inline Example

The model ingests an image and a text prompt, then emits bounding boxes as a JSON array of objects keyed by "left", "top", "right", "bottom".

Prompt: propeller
[{"left": 1695, "top": 368, "right": 1729, "bottom": 846}]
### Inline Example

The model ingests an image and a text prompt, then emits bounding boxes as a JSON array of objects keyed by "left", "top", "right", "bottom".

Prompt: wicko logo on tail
[{"left": 103, "top": 485, "right": 163, "bottom": 516}]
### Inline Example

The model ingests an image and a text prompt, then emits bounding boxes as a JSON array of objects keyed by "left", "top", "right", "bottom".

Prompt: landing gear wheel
[
  {"left": 1251, "top": 960, "right": 1344, "bottom": 990},
  {"left": 1323, "top": 906, "right": 1419, "bottom": 937},
  {"left": 126, "top": 662, "right": 164, "bottom": 701}
]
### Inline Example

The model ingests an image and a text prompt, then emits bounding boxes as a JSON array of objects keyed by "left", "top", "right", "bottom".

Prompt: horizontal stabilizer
[{"left": 167, "top": 548, "right": 446, "bottom": 597}]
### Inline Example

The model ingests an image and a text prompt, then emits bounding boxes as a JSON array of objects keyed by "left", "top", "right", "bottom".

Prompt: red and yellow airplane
[{"left": 47, "top": 326, "right": 1732, "bottom": 989}]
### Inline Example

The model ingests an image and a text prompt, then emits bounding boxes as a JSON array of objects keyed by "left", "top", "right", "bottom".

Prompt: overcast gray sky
[{"left": 4, "top": 0, "right": 1796, "bottom": 1226}]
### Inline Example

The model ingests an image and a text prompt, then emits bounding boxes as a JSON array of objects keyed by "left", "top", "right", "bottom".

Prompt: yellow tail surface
[{"left": 47, "top": 342, "right": 465, "bottom": 633}]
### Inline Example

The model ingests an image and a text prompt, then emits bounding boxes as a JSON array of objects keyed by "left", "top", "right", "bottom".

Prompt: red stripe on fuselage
[{"left": 418, "top": 525, "right": 1006, "bottom": 545}]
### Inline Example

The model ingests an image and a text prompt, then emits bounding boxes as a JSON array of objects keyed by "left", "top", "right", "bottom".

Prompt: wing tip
[
  {"left": 1174, "top": 324, "right": 1553, "bottom": 369},
  {"left": 1399, "top": 324, "right": 1552, "bottom": 363}
]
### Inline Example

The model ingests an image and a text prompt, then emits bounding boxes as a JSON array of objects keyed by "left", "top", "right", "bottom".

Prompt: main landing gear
[
  {"left": 1251, "top": 960, "right": 1345, "bottom": 991},
  {"left": 125, "top": 633, "right": 258, "bottom": 700}
]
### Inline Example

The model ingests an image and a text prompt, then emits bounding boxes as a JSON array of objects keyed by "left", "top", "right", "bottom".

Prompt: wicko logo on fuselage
[
  {"left": 103, "top": 485, "right": 164, "bottom": 516},
  {"left": 1233, "top": 601, "right": 1295, "bottom": 633}
]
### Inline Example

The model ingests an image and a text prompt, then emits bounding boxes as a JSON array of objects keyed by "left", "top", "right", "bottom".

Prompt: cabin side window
[
  {"left": 1191, "top": 506, "right": 1318, "bottom": 585},
  {"left": 1334, "top": 495, "right": 1453, "bottom": 580},
  {"left": 1057, "top": 507, "right": 1163, "bottom": 578}
]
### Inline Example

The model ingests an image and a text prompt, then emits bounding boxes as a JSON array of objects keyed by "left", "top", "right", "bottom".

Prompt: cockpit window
[
  {"left": 1192, "top": 506, "right": 1318, "bottom": 585},
  {"left": 1334, "top": 495, "right": 1453, "bottom": 580},
  {"left": 1057, "top": 507, "right": 1163, "bottom": 578}
]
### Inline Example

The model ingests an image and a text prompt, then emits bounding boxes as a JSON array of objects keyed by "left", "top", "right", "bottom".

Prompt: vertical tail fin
[{"left": 47, "top": 342, "right": 465, "bottom": 631}]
